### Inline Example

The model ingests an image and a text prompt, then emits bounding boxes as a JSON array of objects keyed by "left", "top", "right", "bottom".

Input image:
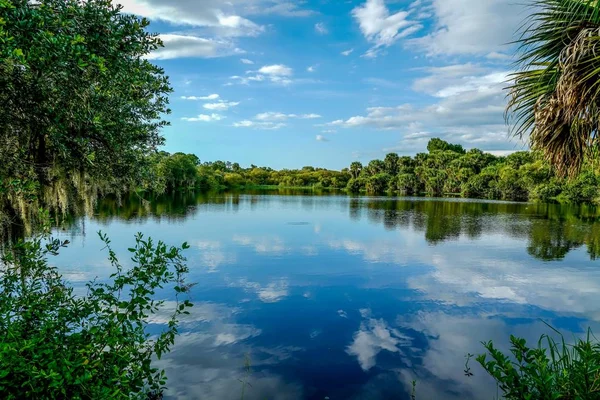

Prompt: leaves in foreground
[
  {"left": 0, "top": 230, "right": 192, "bottom": 399},
  {"left": 473, "top": 328, "right": 600, "bottom": 399}
]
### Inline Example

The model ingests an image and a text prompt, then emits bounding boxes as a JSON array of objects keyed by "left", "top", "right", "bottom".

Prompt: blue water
[{"left": 52, "top": 193, "right": 600, "bottom": 399}]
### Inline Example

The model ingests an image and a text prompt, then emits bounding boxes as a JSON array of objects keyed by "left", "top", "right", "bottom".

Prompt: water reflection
[{"left": 48, "top": 192, "right": 600, "bottom": 399}]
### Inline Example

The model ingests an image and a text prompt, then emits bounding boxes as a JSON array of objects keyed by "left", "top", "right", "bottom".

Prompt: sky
[{"left": 119, "top": 0, "right": 531, "bottom": 170}]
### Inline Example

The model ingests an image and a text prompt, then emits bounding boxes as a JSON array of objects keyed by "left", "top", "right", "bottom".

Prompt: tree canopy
[{"left": 0, "top": 0, "right": 171, "bottom": 186}]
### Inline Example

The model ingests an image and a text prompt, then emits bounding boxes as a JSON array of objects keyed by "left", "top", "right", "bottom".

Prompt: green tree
[
  {"left": 350, "top": 162, "right": 363, "bottom": 179},
  {"left": 427, "top": 138, "right": 465, "bottom": 154},
  {"left": 384, "top": 153, "right": 400, "bottom": 176},
  {"left": 0, "top": 0, "right": 171, "bottom": 185}
]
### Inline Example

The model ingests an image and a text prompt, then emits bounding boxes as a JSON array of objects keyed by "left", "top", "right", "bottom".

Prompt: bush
[
  {"left": 346, "top": 178, "right": 365, "bottom": 194},
  {"left": 473, "top": 329, "right": 600, "bottom": 399},
  {"left": 0, "top": 226, "right": 193, "bottom": 399},
  {"left": 562, "top": 172, "right": 599, "bottom": 203}
]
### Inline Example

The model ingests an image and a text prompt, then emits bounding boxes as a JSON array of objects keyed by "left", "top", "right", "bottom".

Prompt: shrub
[
  {"left": 473, "top": 329, "right": 600, "bottom": 399},
  {"left": 0, "top": 226, "right": 193, "bottom": 399}
]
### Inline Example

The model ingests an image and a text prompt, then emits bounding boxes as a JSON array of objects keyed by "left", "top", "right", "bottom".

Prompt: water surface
[{"left": 53, "top": 192, "right": 600, "bottom": 399}]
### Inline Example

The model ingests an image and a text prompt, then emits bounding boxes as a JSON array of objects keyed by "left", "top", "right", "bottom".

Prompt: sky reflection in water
[{"left": 52, "top": 193, "right": 600, "bottom": 399}]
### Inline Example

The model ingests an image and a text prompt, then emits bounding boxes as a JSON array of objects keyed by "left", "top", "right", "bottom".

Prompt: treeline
[{"left": 144, "top": 138, "right": 600, "bottom": 203}]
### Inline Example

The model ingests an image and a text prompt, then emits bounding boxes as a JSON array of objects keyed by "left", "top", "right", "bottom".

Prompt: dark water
[{"left": 52, "top": 192, "right": 600, "bottom": 400}]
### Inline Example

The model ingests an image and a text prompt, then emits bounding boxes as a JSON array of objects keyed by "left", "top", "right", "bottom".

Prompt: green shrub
[
  {"left": 473, "top": 329, "right": 600, "bottom": 399},
  {"left": 0, "top": 227, "right": 193, "bottom": 399}
]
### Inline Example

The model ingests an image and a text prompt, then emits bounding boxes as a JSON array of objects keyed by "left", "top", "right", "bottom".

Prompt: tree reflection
[
  {"left": 350, "top": 198, "right": 600, "bottom": 261},
  {"left": 24, "top": 192, "right": 600, "bottom": 262}
]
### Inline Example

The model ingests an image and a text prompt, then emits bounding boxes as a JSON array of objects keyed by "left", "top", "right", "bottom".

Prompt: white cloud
[
  {"left": 352, "top": 0, "right": 422, "bottom": 57},
  {"left": 146, "top": 34, "right": 241, "bottom": 60},
  {"left": 181, "top": 94, "right": 220, "bottom": 100},
  {"left": 244, "top": 1, "right": 315, "bottom": 17},
  {"left": 307, "top": 65, "right": 316, "bottom": 72},
  {"left": 341, "top": 48, "right": 354, "bottom": 56},
  {"left": 258, "top": 64, "right": 293, "bottom": 76},
  {"left": 230, "top": 64, "right": 294, "bottom": 85},
  {"left": 119, "top": 0, "right": 264, "bottom": 35},
  {"left": 255, "top": 112, "right": 292, "bottom": 121},
  {"left": 325, "top": 64, "right": 519, "bottom": 153},
  {"left": 240, "top": 58, "right": 255, "bottom": 64},
  {"left": 233, "top": 120, "right": 287, "bottom": 130},
  {"left": 316, "top": 135, "right": 329, "bottom": 142},
  {"left": 203, "top": 101, "right": 240, "bottom": 111},
  {"left": 181, "top": 113, "right": 224, "bottom": 122},
  {"left": 301, "top": 113, "right": 322, "bottom": 119},
  {"left": 315, "top": 22, "right": 328, "bottom": 35},
  {"left": 252, "top": 112, "right": 321, "bottom": 122},
  {"left": 408, "top": 0, "right": 526, "bottom": 55}
]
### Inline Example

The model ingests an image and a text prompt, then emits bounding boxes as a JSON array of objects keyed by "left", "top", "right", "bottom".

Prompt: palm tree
[{"left": 507, "top": 0, "right": 600, "bottom": 177}]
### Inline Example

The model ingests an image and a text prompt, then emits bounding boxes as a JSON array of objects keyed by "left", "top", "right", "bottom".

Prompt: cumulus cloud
[
  {"left": 146, "top": 34, "right": 241, "bottom": 59},
  {"left": 307, "top": 65, "right": 316, "bottom": 72},
  {"left": 352, "top": 0, "right": 422, "bottom": 57},
  {"left": 181, "top": 113, "right": 224, "bottom": 122},
  {"left": 315, "top": 22, "right": 328, "bottom": 35},
  {"left": 341, "top": 48, "right": 354, "bottom": 56},
  {"left": 240, "top": 58, "right": 254, "bottom": 64},
  {"left": 119, "top": 0, "right": 264, "bottom": 35},
  {"left": 408, "top": 0, "right": 527, "bottom": 55},
  {"left": 258, "top": 64, "right": 293, "bottom": 76},
  {"left": 326, "top": 63, "right": 519, "bottom": 153},
  {"left": 316, "top": 135, "right": 329, "bottom": 142},
  {"left": 203, "top": 101, "right": 240, "bottom": 111},
  {"left": 181, "top": 94, "right": 220, "bottom": 100},
  {"left": 230, "top": 64, "right": 294, "bottom": 85}
]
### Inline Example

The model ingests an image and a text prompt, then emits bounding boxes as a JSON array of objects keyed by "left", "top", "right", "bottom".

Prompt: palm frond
[{"left": 507, "top": 0, "right": 600, "bottom": 177}]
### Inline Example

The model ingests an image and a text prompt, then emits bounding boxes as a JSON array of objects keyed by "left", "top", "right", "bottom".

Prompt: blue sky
[{"left": 119, "top": 0, "right": 530, "bottom": 169}]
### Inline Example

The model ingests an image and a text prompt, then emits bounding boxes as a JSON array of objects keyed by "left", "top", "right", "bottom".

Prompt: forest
[{"left": 146, "top": 137, "right": 600, "bottom": 203}]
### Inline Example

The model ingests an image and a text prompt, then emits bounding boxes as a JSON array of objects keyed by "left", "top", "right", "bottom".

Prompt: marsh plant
[
  {"left": 0, "top": 217, "right": 193, "bottom": 399},
  {"left": 471, "top": 328, "right": 600, "bottom": 399}
]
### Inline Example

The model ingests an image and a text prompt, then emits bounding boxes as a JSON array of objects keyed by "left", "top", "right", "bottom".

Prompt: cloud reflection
[{"left": 347, "top": 309, "right": 412, "bottom": 371}]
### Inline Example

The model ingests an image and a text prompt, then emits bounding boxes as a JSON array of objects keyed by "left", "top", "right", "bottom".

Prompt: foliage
[
  {"left": 474, "top": 329, "right": 600, "bottom": 399},
  {"left": 138, "top": 137, "right": 600, "bottom": 203},
  {"left": 0, "top": 220, "right": 192, "bottom": 399},
  {"left": 507, "top": 0, "right": 600, "bottom": 178},
  {"left": 0, "top": 0, "right": 171, "bottom": 199}
]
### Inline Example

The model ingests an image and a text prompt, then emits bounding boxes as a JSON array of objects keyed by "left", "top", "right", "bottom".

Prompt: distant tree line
[{"left": 144, "top": 138, "right": 600, "bottom": 203}]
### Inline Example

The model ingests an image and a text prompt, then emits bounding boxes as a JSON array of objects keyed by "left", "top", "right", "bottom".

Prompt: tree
[
  {"left": 0, "top": 0, "right": 171, "bottom": 185},
  {"left": 507, "top": 0, "right": 600, "bottom": 177},
  {"left": 350, "top": 162, "right": 363, "bottom": 179},
  {"left": 427, "top": 138, "right": 465, "bottom": 154},
  {"left": 365, "top": 173, "right": 391, "bottom": 194},
  {"left": 365, "top": 160, "right": 385, "bottom": 176},
  {"left": 384, "top": 153, "right": 400, "bottom": 176}
]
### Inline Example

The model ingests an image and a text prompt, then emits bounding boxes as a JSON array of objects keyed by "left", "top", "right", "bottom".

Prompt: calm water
[{"left": 52, "top": 192, "right": 600, "bottom": 400}]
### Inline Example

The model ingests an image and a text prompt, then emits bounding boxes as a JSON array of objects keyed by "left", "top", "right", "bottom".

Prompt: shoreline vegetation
[{"left": 132, "top": 137, "right": 600, "bottom": 204}]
